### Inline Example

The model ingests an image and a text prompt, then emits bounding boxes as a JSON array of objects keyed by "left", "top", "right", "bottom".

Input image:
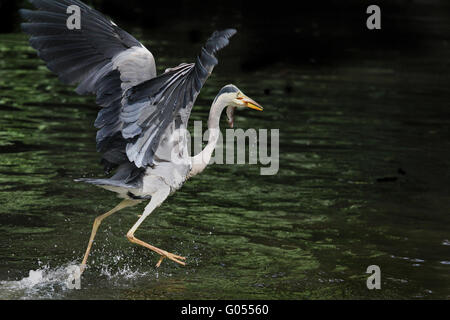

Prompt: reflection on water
[{"left": 0, "top": 31, "right": 449, "bottom": 299}]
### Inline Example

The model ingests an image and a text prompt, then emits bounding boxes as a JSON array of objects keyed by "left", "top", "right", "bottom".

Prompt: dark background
[{"left": 1, "top": 0, "right": 449, "bottom": 72}]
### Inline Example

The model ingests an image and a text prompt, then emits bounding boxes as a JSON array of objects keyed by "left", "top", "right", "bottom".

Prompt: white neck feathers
[{"left": 189, "top": 96, "right": 227, "bottom": 177}]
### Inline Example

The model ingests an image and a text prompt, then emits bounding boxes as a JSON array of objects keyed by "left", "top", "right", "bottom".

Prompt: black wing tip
[
  {"left": 18, "top": 8, "right": 30, "bottom": 18},
  {"left": 218, "top": 28, "right": 237, "bottom": 37},
  {"left": 19, "top": 9, "right": 36, "bottom": 25},
  {"left": 204, "top": 28, "right": 237, "bottom": 55},
  {"left": 210, "top": 28, "right": 237, "bottom": 40},
  {"left": 224, "top": 28, "right": 237, "bottom": 37},
  {"left": 20, "top": 22, "right": 34, "bottom": 34}
]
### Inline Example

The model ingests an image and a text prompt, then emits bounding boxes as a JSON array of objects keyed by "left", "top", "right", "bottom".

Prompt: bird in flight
[{"left": 20, "top": 0, "right": 263, "bottom": 272}]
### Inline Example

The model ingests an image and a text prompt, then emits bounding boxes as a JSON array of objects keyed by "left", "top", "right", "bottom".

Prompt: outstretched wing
[
  {"left": 20, "top": 0, "right": 156, "bottom": 171},
  {"left": 122, "top": 29, "right": 237, "bottom": 168}
]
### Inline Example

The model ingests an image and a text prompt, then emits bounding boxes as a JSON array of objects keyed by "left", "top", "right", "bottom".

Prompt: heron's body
[
  {"left": 20, "top": 0, "right": 262, "bottom": 271},
  {"left": 79, "top": 120, "right": 193, "bottom": 200}
]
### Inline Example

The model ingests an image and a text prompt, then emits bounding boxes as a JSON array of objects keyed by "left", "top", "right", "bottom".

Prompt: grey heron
[{"left": 20, "top": 0, "right": 263, "bottom": 271}]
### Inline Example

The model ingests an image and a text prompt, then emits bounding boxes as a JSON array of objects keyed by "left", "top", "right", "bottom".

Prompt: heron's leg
[
  {"left": 80, "top": 199, "right": 138, "bottom": 273},
  {"left": 126, "top": 188, "right": 186, "bottom": 267}
]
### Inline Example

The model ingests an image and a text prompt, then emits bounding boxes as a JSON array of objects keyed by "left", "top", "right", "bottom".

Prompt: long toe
[{"left": 156, "top": 252, "right": 186, "bottom": 267}]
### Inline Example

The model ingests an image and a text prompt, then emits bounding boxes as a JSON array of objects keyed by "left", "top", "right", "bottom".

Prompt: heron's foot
[
  {"left": 127, "top": 235, "right": 186, "bottom": 267},
  {"left": 79, "top": 263, "right": 87, "bottom": 275},
  {"left": 156, "top": 251, "right": 186, "bottom": 268}
]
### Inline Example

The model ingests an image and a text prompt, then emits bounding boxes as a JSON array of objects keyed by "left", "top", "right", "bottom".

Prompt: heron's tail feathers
[{"left": 75, "top": 178, "right": 136, "bottom": 189}]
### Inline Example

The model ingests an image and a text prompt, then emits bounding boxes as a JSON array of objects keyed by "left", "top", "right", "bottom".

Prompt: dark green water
[{"left": 0, "top": 31, "right": 449, "bottom": 300}]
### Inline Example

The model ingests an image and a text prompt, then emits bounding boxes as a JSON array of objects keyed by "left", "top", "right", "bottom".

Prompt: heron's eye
[{"left": 237, "top": 97, "right": 244, "bottom": 100}]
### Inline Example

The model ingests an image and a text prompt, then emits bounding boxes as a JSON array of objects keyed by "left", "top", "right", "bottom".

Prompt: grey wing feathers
[
  {"left": 122, "top": 29, "right": 237, "bottom": 168},
  {"left": 20, "top": 0, "right": 156, "bottom": 179},
  {"left": 21, "top": 0, "right": 236, "bottom": 174}
]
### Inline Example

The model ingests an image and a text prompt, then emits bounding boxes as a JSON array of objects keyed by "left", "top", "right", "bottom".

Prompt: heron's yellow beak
[{"left": 241, "top": 96, "right": 263, "bottom": 111}]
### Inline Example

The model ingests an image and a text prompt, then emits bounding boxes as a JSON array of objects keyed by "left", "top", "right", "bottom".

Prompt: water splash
[
  {"left": 100, "top": 263, "right": 151, "bottom": 280},
  {"left": 90, "top": 249, "right": 162, "bottom": 281},
  {"left": 0, "top": 255, "right": 168, "bottom": 300},
  {"left": 0, "top": 262, "right": 79, "bottom": 300}
]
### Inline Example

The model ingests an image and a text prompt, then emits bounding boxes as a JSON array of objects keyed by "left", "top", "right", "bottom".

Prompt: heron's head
[{"left": 215, "top": 84, "right": 263, "bottom": 128}]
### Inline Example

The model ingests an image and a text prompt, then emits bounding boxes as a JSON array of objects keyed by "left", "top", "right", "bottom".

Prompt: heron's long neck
[{"left": 189, "top": 98, "right": 227, "bottom": 177}]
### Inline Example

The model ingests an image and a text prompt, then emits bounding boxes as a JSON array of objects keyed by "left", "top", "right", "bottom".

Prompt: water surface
[{"left": 0, "top": 31, "right": 449, "bottom": 300}]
